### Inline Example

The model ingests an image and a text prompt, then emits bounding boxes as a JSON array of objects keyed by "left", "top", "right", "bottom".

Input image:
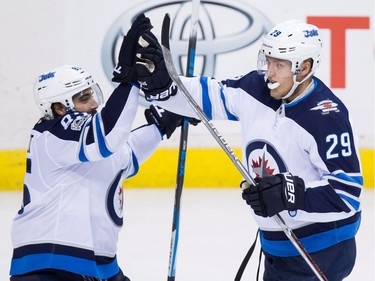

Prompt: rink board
[{"left": 0, "top": 148, "right": 373, "bottom": 190}]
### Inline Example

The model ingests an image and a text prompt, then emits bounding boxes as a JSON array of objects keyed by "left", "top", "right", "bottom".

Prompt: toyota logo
[{"left": 101, "top": 0, "right": 273, "bottom": 92}]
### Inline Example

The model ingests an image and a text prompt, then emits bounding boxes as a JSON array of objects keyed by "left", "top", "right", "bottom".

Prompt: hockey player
[
  {"left": 134, "top": 19, "right": 363, "bottom": 280},
  {"left": 9, "top": 14, "right": 190, "bottom": 281}
]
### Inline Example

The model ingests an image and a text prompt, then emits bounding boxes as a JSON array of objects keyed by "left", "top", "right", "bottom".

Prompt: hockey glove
[
  {"left": 112, "top": 14, "right": 153, "bottom": 83},
  {"left": 144, "top": 104, "right": 184, "bottom": 139},
  {"left": 241, "top": 172, "right": 305, "bottom": 217},
  {"left": 136, "top": 32, "right": 176, "bottom": 101}
]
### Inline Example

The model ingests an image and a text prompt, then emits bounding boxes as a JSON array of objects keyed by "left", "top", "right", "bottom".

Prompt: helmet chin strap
[{"left": 282, "top": 77, "right": 300, "bottom": 100}]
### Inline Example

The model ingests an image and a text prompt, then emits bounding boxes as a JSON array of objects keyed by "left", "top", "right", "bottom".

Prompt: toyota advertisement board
[{"left": 0, "top": 0, "right": 373, "bottom": 188}]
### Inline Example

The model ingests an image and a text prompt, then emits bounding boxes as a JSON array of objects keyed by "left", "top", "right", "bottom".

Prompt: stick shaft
[{"left": 167, "top": 1, "right": 201, "bottom": 279}]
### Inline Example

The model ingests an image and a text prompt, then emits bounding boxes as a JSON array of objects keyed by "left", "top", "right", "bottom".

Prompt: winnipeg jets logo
[
  {"left": 310, "top": 99, "right": 340, "bottom": 114},
  {"left": 246, "top": 140, "right": 297, "bottom": 216},
  {"left": 38, "top": 71, "right": 55, "bottom": 82},
  {"left": 246, "top": 141, "right": 287, "bottom": 178},
  {"left": 251, "top": 145, "right": 275, "bottom": 178},
  {"left": 107, "top": 170, "right": 124, "bottom": 227}
]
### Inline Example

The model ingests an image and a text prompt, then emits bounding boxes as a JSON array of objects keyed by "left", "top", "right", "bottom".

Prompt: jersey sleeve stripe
[
  {"left": 78, "top": 120, "right": 91, "bottom": 162},
  {"left": 126, "top": 151, "right": 139, "bottom": 179},
  {"left": 324, "top": 173, "right": 363, "bottom": 190},
  {"left": 200, "top": 76, "right": 212, "bottom": 119},
  {"left": 94, "top": 114, "right": 113, "bottom": 158},
  {"left": 337, "top": 193, "right": 360, "bottom": 211},
  {"left": 219, "top": 86, "right": 238, "bottom": 121},
  {"left": 329, "top": 171, "right": 363, "bottom": 185}
]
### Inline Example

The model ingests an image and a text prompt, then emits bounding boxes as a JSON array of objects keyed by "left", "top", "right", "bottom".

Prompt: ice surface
[{"left": 1, "top": 188, "right": 373, "bottom": 280}]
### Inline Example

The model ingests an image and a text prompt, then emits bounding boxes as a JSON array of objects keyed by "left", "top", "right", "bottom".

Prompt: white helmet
[
  {"left": 257, "top": 20, "right": 322, "bottom": 98},
  {"left": 34, "top": 65, "right": 104, "bottom": 119}
]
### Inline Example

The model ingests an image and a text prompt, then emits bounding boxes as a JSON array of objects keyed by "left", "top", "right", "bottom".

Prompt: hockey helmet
[
  {"left": 257, "top": 19, "right": 322, "bottom": 76},
  {"left": 34, "top": 65, "right": 104, "bottom": 119}
]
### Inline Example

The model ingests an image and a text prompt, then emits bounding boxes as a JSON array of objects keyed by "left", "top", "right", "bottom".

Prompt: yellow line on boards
[
  {"left": 0, "top": 150, "right": 27, "bottom": 191},
  {"left": 124, "top": 148, "right": 243, "bottom": 188},
  {"left": 0, "top": 148, "right": 373, "bottom": 190}
]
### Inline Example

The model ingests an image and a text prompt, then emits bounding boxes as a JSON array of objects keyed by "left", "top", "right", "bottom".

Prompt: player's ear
[
  {"left": 301, "top": 59, "right": 313, "bottom": 75},
  {"left": 52, "top": 103, "right": 66, "bottom": 117},
  {"left": 302, "top": 59, "right": 314, "bottom": 72}
]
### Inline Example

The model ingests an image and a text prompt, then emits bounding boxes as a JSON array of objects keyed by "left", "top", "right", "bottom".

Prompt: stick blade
[{"left": 161, "top": 13, "right": 171, "bottom": 50}]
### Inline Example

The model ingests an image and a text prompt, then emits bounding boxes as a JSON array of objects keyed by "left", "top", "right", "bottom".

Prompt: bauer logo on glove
[
  {"left": 283, "top": 172, "right": 296, "bottom": 204},
  {"left": 142, "top": 82, "right": 178, "bottom": 101},
  {"left": 241, "top": 172, "right": 305, "bottom": 218}
]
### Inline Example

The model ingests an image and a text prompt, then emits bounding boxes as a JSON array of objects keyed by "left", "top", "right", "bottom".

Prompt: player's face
[
  {"left": 266, "top": 57, "right": 294, "bottom": 100},
  {"left": 72, "top": 87, "right": 99, "bottom": 115}
]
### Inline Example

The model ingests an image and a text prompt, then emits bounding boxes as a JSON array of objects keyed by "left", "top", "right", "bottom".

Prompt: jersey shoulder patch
[{"left": 34, "top": 112, "right": 92, "bottom": 142}]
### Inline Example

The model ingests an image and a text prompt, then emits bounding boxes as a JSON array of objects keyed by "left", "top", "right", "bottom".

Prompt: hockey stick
[
  {"left": 167, "top": 1, "right": 200, "bottom": 281},
  {"left": 161, "top": 13, "right": 328, "bottom": 281}
]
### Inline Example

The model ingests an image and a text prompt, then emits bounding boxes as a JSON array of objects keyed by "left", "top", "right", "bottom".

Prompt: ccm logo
[{"left": 283, "top": 173, "right": 295, "bottom": 204}]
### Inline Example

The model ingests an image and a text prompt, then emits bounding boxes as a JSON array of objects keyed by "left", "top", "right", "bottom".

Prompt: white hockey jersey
[
  {"left": 156, "top": 71, "right": 363, "bottom": 257},
  {"left": 10, "top": 83, "right": 162, "bottom": 278}
]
